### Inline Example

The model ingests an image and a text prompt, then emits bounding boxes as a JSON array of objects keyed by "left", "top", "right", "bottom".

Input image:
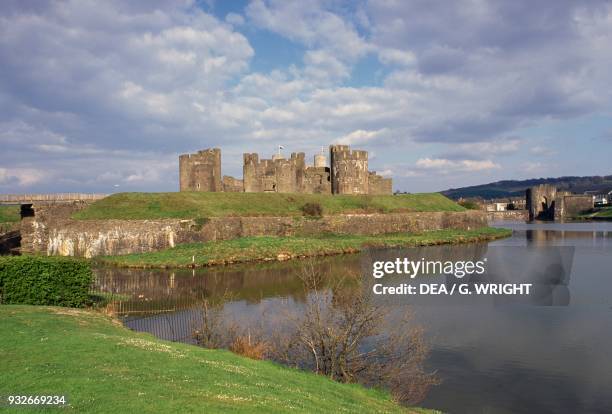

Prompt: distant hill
[{"left": 442, "top": 175, "right": 612, "bottom": 200}]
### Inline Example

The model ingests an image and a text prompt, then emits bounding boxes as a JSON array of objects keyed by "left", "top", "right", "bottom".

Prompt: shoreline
[{"left": 96, "top": 227, "right": 512, "bottom": 269}]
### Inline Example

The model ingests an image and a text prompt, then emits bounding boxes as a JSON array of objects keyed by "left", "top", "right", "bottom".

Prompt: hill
[
  {"left": 442, "top": 175, "right": 612, "bottom": 200},
  {"left": 72, "top": 192, "right": 464, "bottom": 220},
  {"left": 0, "top": 305, "right": 436, "bottom": 413}
]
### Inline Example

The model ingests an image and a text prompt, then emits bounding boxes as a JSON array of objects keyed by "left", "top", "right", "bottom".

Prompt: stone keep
[
  {"left": 179, "top": 148, "right": 222, "bottom": 192},
  {"left": 330, "top": 145, "right": 369, "bottom": 194}
]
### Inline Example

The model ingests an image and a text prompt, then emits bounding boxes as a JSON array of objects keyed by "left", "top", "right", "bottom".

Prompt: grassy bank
[
  {"left": 577, "top": 207, "right": 612, "bottom": 220},
  {"left": 73, "top": 192, "right": 464, "bottom": 220},
  {"left": 98, "top": 227, "right": 511, "bottom": 268},
  {"left": 591, "top": 207, "right": 612, "bottom": 219},
  {"left": 0, "top": 205, "right": 20, "bottom": 223},
  {"left": 0, "top": 305, "right": 437, "bottom": 413}
]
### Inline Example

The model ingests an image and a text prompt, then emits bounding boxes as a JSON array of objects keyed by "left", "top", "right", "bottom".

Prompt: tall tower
[
  {"left": 329, "top": 145, "right": 368, "bottom": 194},
  {"left": 179, "top": 148, "right": 222, "bottom": 192}
]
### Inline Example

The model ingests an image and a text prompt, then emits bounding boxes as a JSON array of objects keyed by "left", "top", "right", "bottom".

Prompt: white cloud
[
  {"left": 1, "top": 0, "right": 612, "bottom": 193},
  {"left": 336, "top": 128, "right": 388, "bottom": 145},
  {"left": 416, "top": 158, "right": 500, "bottom": 173}
]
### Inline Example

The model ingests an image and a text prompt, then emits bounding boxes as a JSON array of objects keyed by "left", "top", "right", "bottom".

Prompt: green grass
[
  {"left": 0, "top": 305, "right": 439, "bottom": 413},
  {"left": 592, "top": 207, "right": 612, "bottom": 218},
  {"left": 98, "top": 227, "right": 511, "bottom": 268},
  {"left": 0, "top": 205, "right": 20, "bottom": 223},
  {"left": 73, "top": 192, "right": 464, "bottom": 220},
  {"left": 578, "top": 207, "right": 612, "bottom": 220}
]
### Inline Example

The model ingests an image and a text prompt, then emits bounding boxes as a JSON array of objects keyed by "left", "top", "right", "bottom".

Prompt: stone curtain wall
[
  {"left": 368, "top": 172, "right": 393, "bottom": 195},
  {"left": 222, "top": 176, "right": 244, "bottom": 192},
  {"left": 554, "top": 195, "right": 593, "bottom": 220},
  {"left": 21, "top": 203, "right": 487, "bottom": 257}
]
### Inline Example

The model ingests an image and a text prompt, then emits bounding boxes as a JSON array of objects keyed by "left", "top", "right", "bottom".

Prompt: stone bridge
[{"left": 0, "top": 193, "right": 108, "bottom": 205}]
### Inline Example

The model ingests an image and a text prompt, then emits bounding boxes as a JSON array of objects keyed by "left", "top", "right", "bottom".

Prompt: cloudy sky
[{"left": 1, "top": 0, "right": 612, "bottom": 194}]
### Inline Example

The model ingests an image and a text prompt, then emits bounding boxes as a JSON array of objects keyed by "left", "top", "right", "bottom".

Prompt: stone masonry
[
  {"left": 179, "top": 148, "right": 222, "bottom": 192},
  {"left": 180, "top": 145, "right": 392, "bottom": 195},
  {"left": 21, "top": 201, "right": 486, "bottom": 257},
  {"left": 526, "top": 184, "right": 593, "bottom": 220}
]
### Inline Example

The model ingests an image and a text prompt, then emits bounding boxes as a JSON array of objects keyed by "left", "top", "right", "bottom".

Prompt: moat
[{"left": 94, "top": 221, "right": 612, "bottom": 414}]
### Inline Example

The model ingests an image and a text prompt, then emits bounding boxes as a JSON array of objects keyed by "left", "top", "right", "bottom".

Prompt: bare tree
[
  {"left": 267, "top": 261, "right": 439, "bottom": 404},
  {"left": 192, "top": 261, "right": 439, "bottom": 405}
]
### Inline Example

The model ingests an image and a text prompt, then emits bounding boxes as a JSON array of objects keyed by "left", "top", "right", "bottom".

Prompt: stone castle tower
[
  {"left": 179, "top": 148, "right": 222, "bottom": 192},
  {"left": 179, "top": 145, "right": 391, "bottom": 195},
  {"left": 329, "top": 145, "right": 369, "bottom": 194}
]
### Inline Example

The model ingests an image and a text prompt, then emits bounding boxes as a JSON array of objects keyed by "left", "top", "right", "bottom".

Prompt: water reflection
[{"left": 93, "top": 222, "right": 612, "bottom": 414}]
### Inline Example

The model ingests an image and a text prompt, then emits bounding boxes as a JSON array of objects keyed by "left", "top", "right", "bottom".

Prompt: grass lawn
[
  {"left": 593, "top": 207, "right": 612, "bottom": 218},
  {"left": 73, "top": 192, "right": 464, "bottom": 220},
  {"left": 0, "top": 305, "right": 439, "bottom": 413},
  {"left": 98, "top": 227, "right": 511, "bottom": 268},
  {"left": 0, "top": 205, "right": 20, "bottom": 223},
  {"left": 578, "top": 207, "right": 612, "bottom": 219}
]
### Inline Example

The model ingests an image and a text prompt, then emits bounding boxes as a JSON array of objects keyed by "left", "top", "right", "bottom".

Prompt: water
[{"left": 93, "top": 221, "right": 612, "bottom": 414}]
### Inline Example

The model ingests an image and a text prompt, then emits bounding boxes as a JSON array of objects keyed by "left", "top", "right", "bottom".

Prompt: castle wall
[
  {"left": 554, "top": 195, "right": 593, "bottom": 220},
  {"left": 179, "top": 148, "right": 222, "bottom": 192},
  {"left": 243, "top": 152, "right": 306, "bottom": 193},
  {"left": 303, "top": 166, "right": 331, "bottom": 194},
  {"left": 182, "top": 145, "right": 390, "bottom": 195},
  {"left": 222, "top": 175, "right": 243, "bottom": 192},
  {"left": 22, "top": 204, "right": 487, "bottom": 257},
  {"left": 330, "top": 145, "right": 369, "bottom": 195},
  {"left": 368, "top": 172, "right": 392, "bottom": 195}
]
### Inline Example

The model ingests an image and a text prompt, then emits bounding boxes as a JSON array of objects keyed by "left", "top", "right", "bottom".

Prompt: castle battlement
[{"left": 180, "top": 145, "right": 392, "bottom": 195}]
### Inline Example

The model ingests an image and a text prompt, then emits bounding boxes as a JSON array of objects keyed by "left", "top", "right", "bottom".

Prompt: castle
[
  {"left": 526, "top": 184, "right": 593, "bottom": 220},
  {"left": 179, "top": 145, "right": 392, "bottom": 195}
]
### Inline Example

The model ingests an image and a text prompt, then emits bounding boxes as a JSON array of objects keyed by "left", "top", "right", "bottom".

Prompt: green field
[
  {"left": 98, "top": 227, "right": 511, "bottom": 268},
  {"left": 578, "top": 207, "right": 612, "bottom": 220},
  {"left": 0, "top": 305, "right": 438, "bottom": 413},
  {"left": 593, "top": 207, "right": 612, "bottom": 218},
  {"left": 73, "top": 192, "right": 464, "bottom": 220},
  {"left": 0, "top": 205, "right": 20, "bottom": 223}
]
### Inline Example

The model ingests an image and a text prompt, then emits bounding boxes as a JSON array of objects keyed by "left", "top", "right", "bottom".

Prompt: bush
[
  {"left": 458, "top": 200, "right": 480, "bottom": 210},
  {"left": 301, "top": 202, "right": 323, "bottom": 217},
  {"left": 230, "top": 336, "right": 268, "bottom": 360},
  {"left": 0, "top": 256, "right": 93, "bottom": 307}
]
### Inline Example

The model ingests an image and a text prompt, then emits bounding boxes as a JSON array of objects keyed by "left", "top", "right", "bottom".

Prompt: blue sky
[{"left": 1, "top": 0, "right": 611, "bottom": 193}]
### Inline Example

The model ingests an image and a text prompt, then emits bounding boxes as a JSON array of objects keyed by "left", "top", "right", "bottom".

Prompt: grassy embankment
[
  {"left": 72, "top": 192, "right": 464, "bottom": 220},
  {"left": 582, "top": 207, "right": 612, "bottom": 219},
  {"left": 0, "top": 205, "right": 20, "bottom": 233},
  {"left": 99, "top": 227, "right": 511, "bottom": 268},
  {"left": 0, "top": 305, "right": 437, "bottom": 414},
  {"left": 0, "top": 205, "right": 20, "bottom": 223},
  {"left": 74, "top": 192, "right": 508, "bottom": 267}
]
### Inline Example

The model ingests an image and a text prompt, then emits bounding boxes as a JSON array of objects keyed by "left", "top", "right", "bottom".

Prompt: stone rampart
[{"left": 20, "top": 204, "right": 487, "bottom": 258}]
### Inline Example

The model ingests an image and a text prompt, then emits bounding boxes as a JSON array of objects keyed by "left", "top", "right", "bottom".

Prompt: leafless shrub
[
  {"left": 192, "top": 262, "right": 439, "bottom": 405},
  {"left": 192, "top": 291, "right": 239, "bottom": 349},
  {"left": 230, "top": 334, "right": 269, "bottom": 360}
]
